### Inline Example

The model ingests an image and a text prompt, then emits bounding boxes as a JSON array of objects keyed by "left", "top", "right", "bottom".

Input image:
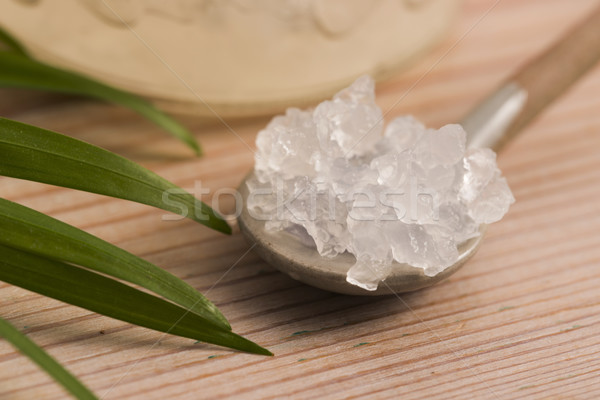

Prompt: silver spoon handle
[{"left": 462, "top": 3, "right": 600, "bottom": 151}]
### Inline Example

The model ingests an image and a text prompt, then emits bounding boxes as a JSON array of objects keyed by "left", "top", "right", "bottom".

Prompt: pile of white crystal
[{"left": 247, "top": 76, "right": 514, "bottom": 291}]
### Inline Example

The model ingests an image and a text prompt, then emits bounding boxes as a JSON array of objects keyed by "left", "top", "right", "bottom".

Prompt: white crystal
[
  {"left": 248, "top": 75, "right": 514, "bottom": 291},
  {"left": 469, "top": 176, "right": 515, "bottom": 224},
  {"left": 383, "top": 115, "right": 425, "bottom": 151},
  {"left": 255, "top": 107, "right": 318, "bottom": 181},
  {"left": 313, "top": 75, "right": 383, "bottom": 159},
  {"left": 347, "top": 256, "right": 392, "bottom": 291}
]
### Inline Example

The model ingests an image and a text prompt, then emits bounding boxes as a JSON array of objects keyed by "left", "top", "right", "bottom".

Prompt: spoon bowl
[{"left": 238, "top": 175, "right": 486, "bottom": 295}]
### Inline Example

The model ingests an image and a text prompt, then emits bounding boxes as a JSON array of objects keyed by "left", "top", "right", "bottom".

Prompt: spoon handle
[{"left": 463, "top": 4, "right": 600, "bottom": 151}]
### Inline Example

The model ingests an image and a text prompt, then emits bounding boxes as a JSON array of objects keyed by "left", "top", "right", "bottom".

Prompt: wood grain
[{"left": 2, "top": 0, "right": 600, "bottom": 398}]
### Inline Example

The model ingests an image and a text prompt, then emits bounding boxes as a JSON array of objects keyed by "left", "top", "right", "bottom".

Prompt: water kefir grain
[{"left": 247, "top": 76, "right": 514, "bottom": 290}]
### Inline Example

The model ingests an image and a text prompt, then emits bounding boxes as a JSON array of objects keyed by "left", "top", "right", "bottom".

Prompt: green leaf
[
  {"left": 0, "top": 51, "right": 200, "bottom": 154},
  {"left": 0, "top": 244, "right": 272, "bottom": 356},
  {"left": 0, "top": 26, "right": 27, "bottom": 55},
  {"left": 0, "top": 198, "right": 230, "bottom": 330},
  {"left": 0, "top": 118, "right": 231, "bottom": 234},
  {"left": 0, "top": 316, "right": 98, "bottom": 400}
]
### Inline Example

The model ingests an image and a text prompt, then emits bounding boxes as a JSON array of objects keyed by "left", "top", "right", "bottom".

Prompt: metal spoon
[{"left": 238, "top": 6, "right": 600, "bottom": 295}]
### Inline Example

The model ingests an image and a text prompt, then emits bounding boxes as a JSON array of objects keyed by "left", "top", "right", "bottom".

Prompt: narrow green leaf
[
  {"left": 0, "top": 245, "right": 272, "bottom": 356},
  {"left": 0, "top": 26, "right": 27, "bottom": 55},
  {"left": 0, "top": 316, "right": 98, "bottom": 400},
  {"left": 0, "top": 51, "right": 200, "bottom": 154},
  {"left": 0, "top": 118, "right": 231, "bottom": 234},
  {"left": 0, "top": 198, "right": 230, "bottom": 330}
]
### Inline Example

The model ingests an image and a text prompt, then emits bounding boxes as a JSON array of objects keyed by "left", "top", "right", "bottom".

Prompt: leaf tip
[
  {"left": 209, "top": 216, "right": 232, "bottom": 235},
  {"left": 253, "top": 346, "right": 274, "bottom": 357},
  {"left": 221, "top": 222, "right": 233, "bottom": 235},
  {"left": 190, "top": 140, "right": 202, "bottom": 157}
]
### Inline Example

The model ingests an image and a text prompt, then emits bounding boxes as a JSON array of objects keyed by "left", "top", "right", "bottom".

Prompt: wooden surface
[{"left": 2, "top": 0, "right": 600, "bottom": 398}]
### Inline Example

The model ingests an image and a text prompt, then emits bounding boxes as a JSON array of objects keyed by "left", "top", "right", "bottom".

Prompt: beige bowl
[{"left": 1, "top": 0, "right": 461, "bottom": 116}]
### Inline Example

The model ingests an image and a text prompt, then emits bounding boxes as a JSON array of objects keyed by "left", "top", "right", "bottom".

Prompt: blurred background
[{"left": 1, "top": 0, "right": 461, "bottom": 116}]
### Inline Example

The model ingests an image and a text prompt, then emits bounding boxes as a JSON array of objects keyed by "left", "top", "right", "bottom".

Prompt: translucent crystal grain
[
  {"left": 313, "top": 75, "right": 383, "bottom": 158},
  {"left": 248, "top": 76, "right": 514, "bottom": 291}
]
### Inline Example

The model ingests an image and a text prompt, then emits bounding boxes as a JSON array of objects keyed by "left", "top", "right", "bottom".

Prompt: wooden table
[{"left": 2, "top": 0, "right": 600, "bottom": 398}]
